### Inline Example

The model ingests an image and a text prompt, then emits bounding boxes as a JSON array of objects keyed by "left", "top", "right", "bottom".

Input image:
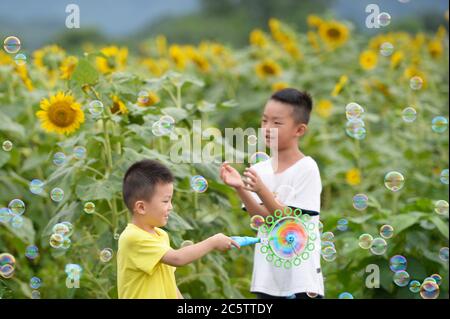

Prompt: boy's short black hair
[
  {"left": 270, "top": 88, "right": 313, "bottom": 124},
  {"left": 122, "top": 159, "right": 174, "bottom": 212}
]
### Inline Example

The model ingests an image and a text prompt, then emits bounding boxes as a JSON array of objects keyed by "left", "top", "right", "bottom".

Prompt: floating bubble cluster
[{"left": 49, "top": 222, "right": 74, "bottom": 250}]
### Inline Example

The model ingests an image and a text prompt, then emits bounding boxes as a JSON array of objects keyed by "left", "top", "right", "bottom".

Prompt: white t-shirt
[{"left": 243, "top": 156, "right": 324, "bottom": 297}]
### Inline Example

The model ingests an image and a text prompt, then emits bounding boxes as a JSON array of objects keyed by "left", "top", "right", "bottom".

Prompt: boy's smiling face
[
  {"left": 134, "top": 182, "right": 174, "bottom": 227},
  {"left": 261, "top": 99, "right": 307, "bottom": 149}
]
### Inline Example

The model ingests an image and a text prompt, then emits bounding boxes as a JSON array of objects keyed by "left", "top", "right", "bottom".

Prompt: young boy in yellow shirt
[{"left": 117, "top": 159, "right": 240, "bottom": 299}]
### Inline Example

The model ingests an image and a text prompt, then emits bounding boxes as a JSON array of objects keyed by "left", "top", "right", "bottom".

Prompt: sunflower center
[
  {"left": 48, "top": 102, "right": 77, "bottom": 127},
  {"left": 262, "top": 64, "right": 276, "bottom": 74},
  {"left": 327, "top": 28, "right": 341, "bottom": 40}
]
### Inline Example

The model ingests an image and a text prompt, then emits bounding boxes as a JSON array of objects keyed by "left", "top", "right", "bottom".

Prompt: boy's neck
[
  {"left": 276, "top": 146, "right": 304, "bottom": 163},
  {"left": 131, "top": 216, "right": 156, "bottom": 234}
]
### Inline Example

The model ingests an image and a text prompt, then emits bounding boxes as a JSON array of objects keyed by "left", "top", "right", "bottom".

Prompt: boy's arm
[
  {"left": 235, "top": 186, "right": 272, "bottom": 217},
  {"left": 161, "top": 233, "right": 239, "bottom": 267}
]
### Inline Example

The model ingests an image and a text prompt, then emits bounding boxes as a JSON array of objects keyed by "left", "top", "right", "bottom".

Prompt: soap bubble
[
  {"left": 384, "top": 171, "right": 404, "bottom": 192},
  {"left": 393, "top": 270, "right": 410, "bottom": 287},
  {"left": 29, "top": 179, "right": 44, "bottom": 195},
  {"left": 88, "top": 100, "right": 104, "bottom": 116},
  {"left": 338, "top": 292, "right": 354, "bottom": 299},
  {"left": 409, "top": 280, "right": 421, "bottom": 293},
  {"left": 402, "top": 107, "right": 417, "bottom": 123},
  {"left": 430, "top": 274, "right": 442, "bottom": 286},
  {"left": 11, "top": 214, "right": 24, "bottom": 228},
  {"left": 0, "top": 264, "right": 15, "bottom": 278},
  {"left": 380, "top": 225, "right": 394, "bottom": 239},
  {"left": 0, "top": 253, "right": 16, "bottom": 267},
  {"left": 49, "top": 233, "right": 64, "bottom": 249},
  {"left": 440, "top": 169, "right": 449, "bottom": 185},
  {"left": 409, "top": 76, "right": 423, "bottom": 90},
  {"left": 439, "top": 247, "right": 448, "bottom": 262},
  {"left": 53, "top": 152, "right": 66, "bottom": 166},
  {"left": 100, "top": 248, "right": 114, "bottom": 263},
  {"left": 137, "top": 90, "right": 150, "bottom": 105},
  {"left": 345, "top": 102, "right": 364, "bottom": 120},
  {"left": 159, "top": 115, "right": 176, "bottom": 135},
  {"left": 353, "top": 194, "right": 368, "bottom": 211},
  {"left": 8, "top": 199, "right": 25, "bottom": 215},
  {"left": 337, "top": 219, "right": 348, "bottom": 231},
  {"left": 2, "top": 140, "right": 13, "bottom": 151},
  {"left": 321, "top": 231, "right": 335, "bottom": 242},
  {"left": 380, "top": 42, "right": 394, "bottom": 56},
  {"left": 73, "top": 146, "right": 86, "bottom": 159},
  {"left": 247, "top": 135, "right": 258, "bottom": 145},
  {"left": 14, "top": 53, "right": 27, "bottom": 66},
  {"left": 180, "top": 240, "right": 194, "bottom": 248},
  {"left": 25, "top": 245, "right": 39, "bottom": 260},
  {"left": 306, "top": 292, "right": 318, "bottom": 298},
  {"left": 61, "top": 238, "right": 71, "bottom": 250},
  {"left": 435, "top": 200, "right": 449, "bottom": 215},
  {"left": 249, "top": 152, "right": 270, "bottom": 165},
  {"left": 52, "top": 223, "right": 70, "bottom": 236},
  {"left": 3, "top": 36, "right": 21, "bottom": 54},
  {"left": 30, "top": 277, "right": 41, "bottom": 289},
  {"left": 389, "top": 255, "right": 407, "bottom": 272},
  {"left": 358, "top": 234, "right": 373, "bottom": 249},
  {"left": 84, "top": 202, "right": 96, "bottom": 214},
  {"left": 420, "top": 281, "right": 440, "bottom": 299},
  {"left": 61, "top": 221, "right": 74, "bottom": 237},
  {"left": 190, "top": 175, "right": 208, "bottom": 193},
  {"left": 431, "top": 116, "right": 448, "bottom": 133},
  {"left": 114, "top": 233, "right": 120, "bottom": 240},
  {"left": 321, "top": 246, "right": 337, "bottom": 262},
  {"left": 31, "top": 290, "right": 41, "bottom": 299},
  {"left": 345, "top": 119, "right": 366, "bottom": 140},
  {"left": 50, "top": 188, "right": 64, "bottom": 202},
  {"left": 250, "top": 215, "right": 265, "bottom": 230},
  {"left": 377, "top": 12, "right": 391, "bottom": 27},
  {"left": 370, "top": 237, "right": 387, "bottom": 255},
  {"left": 0, "top": 207, "right": 13, "bottom": 224}
]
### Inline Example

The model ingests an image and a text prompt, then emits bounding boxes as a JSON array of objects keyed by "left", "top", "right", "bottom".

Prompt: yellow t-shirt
[{"left": 117, "top": 223, "right": 177, "bottom": 299}]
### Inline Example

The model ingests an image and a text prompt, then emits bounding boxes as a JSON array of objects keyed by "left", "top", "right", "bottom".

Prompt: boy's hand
[
  {"left": 211, "top": 233, "right": 240, "bottom": 252},
  {"left": 243, "top": 168, "right": 265, "bottom": 193},
  {"left": 220, "top": 162, "right": 244, "bottom": 189}
]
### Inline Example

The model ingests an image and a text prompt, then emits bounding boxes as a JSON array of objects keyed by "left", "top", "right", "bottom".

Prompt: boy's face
[
  {"left": 261, "top": 100, "right": 307, "bottom": 149},
  {"left": 134, "top": 182, "right": 174, "bottom": 227}
]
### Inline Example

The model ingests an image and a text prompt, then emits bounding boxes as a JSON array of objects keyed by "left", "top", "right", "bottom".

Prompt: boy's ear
[
  {"left": 134, "top": 200, "right": 146, "bottom": 215},
  {"left": 296, "top": 123, "right": 308, "bottom": 137}
]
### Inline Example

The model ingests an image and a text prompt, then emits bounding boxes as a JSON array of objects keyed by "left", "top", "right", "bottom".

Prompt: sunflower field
[{"left": 0, "top": 15, "right": 449, "bottom": 299}]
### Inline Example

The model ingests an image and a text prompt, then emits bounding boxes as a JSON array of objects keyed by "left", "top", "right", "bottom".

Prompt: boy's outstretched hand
[
  {"left": 211, "top": 233, "right": 240, "bottom": 251},
  {"left": 220, "top": 162, "right": 244, "bottom": 189},
  {"left": 243, "top": 167, "right": 265, "bottom": 193}
]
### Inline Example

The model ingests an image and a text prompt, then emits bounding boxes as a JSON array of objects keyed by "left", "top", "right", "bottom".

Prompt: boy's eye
[{"left": 275, "top": 122, "right": 282, "bottom": 125}]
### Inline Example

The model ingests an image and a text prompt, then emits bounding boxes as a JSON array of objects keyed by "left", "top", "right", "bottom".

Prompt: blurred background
[{"left": 0, "top": 0, "right": 448, "bottom": 51}]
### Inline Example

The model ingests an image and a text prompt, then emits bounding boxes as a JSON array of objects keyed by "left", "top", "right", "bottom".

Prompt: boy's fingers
[{"left": 230, "top": 239, "right": 240, "bottom": 249}]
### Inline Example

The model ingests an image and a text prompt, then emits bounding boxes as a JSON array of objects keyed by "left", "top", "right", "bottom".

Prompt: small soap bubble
[
  {"left": 114, "top": 233, "right": 120, "bottom": 240},
  {"left": 380, "top": 42, "right": 394, "bottom": 56},
  {"left": 159, "top": 115, "right": 176, "bottom": 135},
  {"left": 440, "top": 169, "right": 449, "bottom": 185},
  {"left": 62, "top": 221, "right": 74, "bottom": 237},
  {"left": 29, "top": 179, "right": 44, "bottom": 195},
  {"left": 435, "top": 200, "right": 449, "bottom": 215},
  {"left": 338, "top": 292, "right": 354, "bottom": 299},
  {"left": 402, "top": 107, "right": 417, "bottom": 123},
  {"left": 249, "top": 152, "right": 270, "bottom": 165},
  {"left": 345, "top": 119, "right": 366, "bottom": 140},
  {"left": 321, "top": 231, "right": 335, "bottom": 242},
  {"left": 0, "top": 253, "right": 16, "bottom": 267},
  {"left": 439, "top": 247, "right": 448, "bottom": 262},
  {"left": 52, "top": 223, "right": 70, "bottom": 236},
  {"left": 247, "top": 135, "right": 258, "bottom": 145},
  {"left": 370, "top": 237, "right": 387, "bottom": 255},
  {"left": 389, "top": 255, "right": 407, "bottom": 272},
  {"left": 31, "top": 290, "right": 41, "bottom": 299},
  {"left": 353, "top": 194, "right": 368, "bottom": 211},
  {"left": 3, "top": 36, "right": 21, "bottom": 54},
  {"left": 0, "top": 207, "right": 13, "bottom": 224},
  {"left": 337, "top": 219, "right": 348, "bottom": 232},
  {"left": 250, "top": 215, "right": 265, "bottom": 230},
  {"left": 321, "top": 246, "right": 337, "bottom": 262},
  {"left": 53, "top": 152, "right": 66, "bottom": 166},
  {"left": 0, "top": 264, "right": 15, "bottom": 278},
  {"left": 50, "top": 188, "right": 64, "bottom": 202},
  {"left": 8, "top": 199, "right": 25, "bottom": 215},
  {"left": 99, "top": 248, "right": 114, "bottom": 263},
  {"left": 11, "top": 214, "right": 24, "bottom": 228},
  {"left": 393, "top": 270, "right": 410, "bottom": 287},
  {"left": 49, "top": 233, "right": 64, "bottom": 249},
  {"left": 137, "top": 90, "right": 150, "bottom": 105},
  {"left": 358, "top": 234, "right": 373, "bottom": 249},
  {"left": 180, "top": 240, "right": 194, "bottom": 248},
  {"left": 380, "top": 225, "right": 394, "bottom": 239},
  {"left": 190, "top": 175, "right": 208, "bottom": 193},
  {"left": 30, "top": 277, "right": 41, "bottom": 289},
  {"left": 384, "top": 171, "right": 404, "bottom": 192},
  {"left": 14, "top": 53, "right": 27, "bottom": 66},
  {"left": 88, "top": 100, "right": 104, "bottom": 116},
  {"left": 25, "top": 245, "right": 39, "bottom": 260},
  {"left": 430, "top": 274, "right": 442, "bottom": 286},
  {"left": 420, "top": 281, "right": 440, "bottom": 299},
  {"left": 84, "top": 202, "right": 96, "bottom": 214},
  {"left": 73, "top": 146, "right": 86, "bottom": 159},
  {"left": 431, "top": 116, "right": 448, "bottom": 133},
  {"left": 2, "top": 140, "right": 13, "bottom": 151},
  {"left": 409, "top": 280, "right": 421, "bottom": 293},
  {"left": 377, "top": 12, "right": 391, "bottom": 27},
  {"left": 410, "top": 76, "right": 423, "bottom": 90},
  {"left": 345, "top": 103, "right": 364, "bottom": 120}
]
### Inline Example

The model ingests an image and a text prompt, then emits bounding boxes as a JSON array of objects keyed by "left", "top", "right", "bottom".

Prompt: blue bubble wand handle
[{"left": 230, "top": 236, "right": 261, "bottom": 247}]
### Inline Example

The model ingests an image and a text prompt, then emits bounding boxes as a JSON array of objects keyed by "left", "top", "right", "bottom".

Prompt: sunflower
[
  {"left": 316, "top": 100, "right": 333, "bottom": 118},
  {"left": 255, "top": 59, "right": 282, "bottom": 79},
  {"left": 390, "top": 51, "right": 404, "bottom": 69},
  {"left": 271, "top": 82, "right": 290, "bottom": 92},
  {"left": 95, "top": 46, "right": 128, "bottom": 74},
  {"left": 188, "top": 50, "right": 210, "bottom": 73},
  {"left": 60, "top": 56, "right": 78, "bottom": 80},
  {"left": 15, "top": 65, "right": 34, "bottom": 91},
  {"left": 169, "top": 45, "right": 187, "bottom": 70},
  {"left": 33, "top": 45, "right": 66, "bottom": 73},
  {"left": 307, "top": 15, "right": 323, "bottom": 29},
  {"left": 318, "top": 21, "right": 349, "bottom": 49},
  {"left": 0, "top": 51, "right": 12, "bottom": 65},
  {"left": 331, "top": 75, "right": 348, "bottom": 97},
  {"left": 250, "top": 29, "right": 269, "bottom": 48},
  {"left": 307, "top": 31, "right": 321, "bottom": 52},
  {"left": 137, "top": 91, "right": 160, "bottom": 107},
  {"left": 428, "top": 39, "right": 443, "bottom": 59},
  {"left": 142, "top": 58, "right": 169, "bottom": 77},
  {"left": 404, "top": 66, "right": 427, "bottom": 88},
  {"left": 282, "top": 41, "right": 302, "bottom": 60},
  {"left": 36, "top": 92, "right": 84, "bottom": 135},
  {"left": 359, "top": 50, "right": 378, "bottom": 71},
  {"left": 346, "top": 168, "right": 361, "bottom": 186},
  {"left": 111, "top": 95, "right": 128, "bottom": 114}
]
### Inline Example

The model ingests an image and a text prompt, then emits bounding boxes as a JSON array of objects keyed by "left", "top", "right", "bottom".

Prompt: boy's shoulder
[
  {"left": 251, "top": 155, "right": 319, "bottom": 174},
  {"left": 119, "top": 224, "right": 168, "bottom": 246}
]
